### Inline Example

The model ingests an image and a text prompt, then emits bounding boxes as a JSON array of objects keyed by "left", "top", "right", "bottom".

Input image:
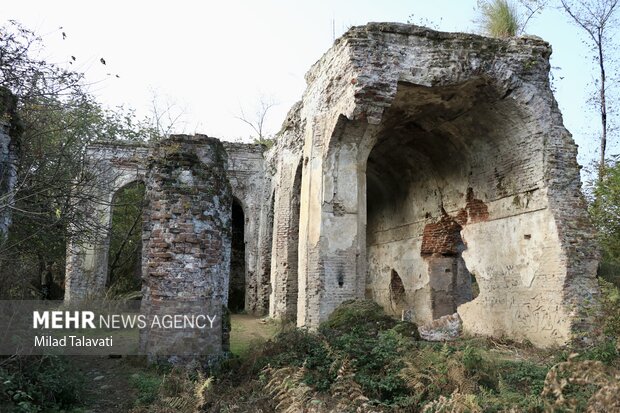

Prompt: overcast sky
[{"left": 4, "top": 0, "right": 612, "bottom": 176}]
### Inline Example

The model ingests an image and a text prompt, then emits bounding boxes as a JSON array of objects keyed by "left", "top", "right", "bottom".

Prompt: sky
[{"left": 3, "top": 0, "right": 613, "bottom": 176}]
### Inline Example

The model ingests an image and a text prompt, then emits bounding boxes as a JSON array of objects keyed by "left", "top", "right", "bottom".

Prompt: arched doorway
[
  {"left": 106, "top": 181, "right": 145, "bottom": 298},
  {"left": 229, "top": 198, "right": 246, "bottom": 312}
]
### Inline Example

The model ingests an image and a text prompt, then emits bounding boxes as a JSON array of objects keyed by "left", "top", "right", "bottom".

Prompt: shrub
[
  {"left": 0, "top": 355, "right": 83, "bottom": 412},
  {"left": 319, "top": 299, "right": 398, "bottom": 335},
  {"left": 130, "top": 372, "right": 162, "bottom": 406}
]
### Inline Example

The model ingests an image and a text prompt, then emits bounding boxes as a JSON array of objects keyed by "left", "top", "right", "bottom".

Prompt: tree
[
  {"left": 0, "top": 21, "right": 155, "bottom": 298},
  {"left": 235, "top": 95, "right": 276, "bottom": 147},
  {"left": 518, "top": 0, "right": 549, "bottom": 31},
  {"left": 106, "top": 182, "right": 145, "bottom": 297},
  {"left": 589, "top": 158, "right": 620, "bottom": 282},
  {"left": 149, "top": 89, "right": 187, "bottom": 139},
  {"left": 559, "top": 0, "right": 619, "bottom": 181}
]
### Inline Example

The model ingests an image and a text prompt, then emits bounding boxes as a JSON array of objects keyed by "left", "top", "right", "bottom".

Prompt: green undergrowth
[
  {"left": 198, "top": 289, "right": 620, "bottom": 413},
  {"left": 0, "top": 355, "right": 83, "bottom": 413},
  {"left": 110, "top": 294, "right": 619, "bottom": 412},
  {"left": 19, "top": 280, "right": 614, "bottom": 413}
]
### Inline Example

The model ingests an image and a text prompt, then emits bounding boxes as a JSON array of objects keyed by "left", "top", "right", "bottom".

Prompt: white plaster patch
[{"left": 323, "top": 214, "right": 357, "bottom": 252}]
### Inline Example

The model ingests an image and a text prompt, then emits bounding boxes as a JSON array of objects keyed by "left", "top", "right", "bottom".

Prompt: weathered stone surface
[
  {"left": 140, "top": 135, "right": 232, "bottom": 361},
  {"left": 274, "top": 22, "right": 598, "bottom": 347},
  {"left": 418, "top": 313, "right": 462, "bottom": 342},
  {"left": 222, "top": 142, "right": 270, "bottom": 314},
  {"left": 65, "top": 142, "right": 149, "bottom": 300},
  {"left": 65, "top": 23, "right": 599, "bottom": 349}
]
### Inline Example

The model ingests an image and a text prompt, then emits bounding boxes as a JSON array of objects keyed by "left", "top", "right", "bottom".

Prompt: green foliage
[
  {"left": 590, "top": 161, "right": 620, "bottom": 268},
  {"left": 599, "top": 278, "right": 620, "bottom": 337},
  {"left": 107, "top": 182, "right": 146, "bottom": 296},
  {"left": 0, "top": 356, "right": 83, "bottom": 412},
  {"left": 478, "top": 0, "right": 522, "bottom": 38},
  {"left": 581, "top": 339, "right": 619, "bottom": 365},
  {"left": 130, "top": 372, "right": 162, "bottom": 406},
  {"left": 319, "top": 299, "right": 399, "bottom": 335},
  {"left": 499, "top": 360, "right": 548, "bottom": 395},
  {"left": 0, "top": 21, "right": 158, "bottom": 299},
  {"left": 197, "top": 299, "right": 620, "bottom": 412},
  {"left": 253, "top": 136, "right": 275, "bottom": 149},
  {"left": 127, "top": 368, "right": 214, "bottom": 413}
]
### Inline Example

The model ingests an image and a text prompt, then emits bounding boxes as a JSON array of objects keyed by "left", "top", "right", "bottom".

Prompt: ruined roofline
[
  {"left": 222, "top": 141, "right": 266, "bottom": 151},
  {"left": 305, "top": 22, "right": 552, "bottom": 85},
  {"left": 89, "top": 136, "right": 265, "bottom": 151},
  {"left": 352, "top": 22, "right": 549, "bottom": 45}
]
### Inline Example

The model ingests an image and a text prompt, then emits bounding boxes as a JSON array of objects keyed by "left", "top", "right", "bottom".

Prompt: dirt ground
[
  {"left": 70, "top": 314, "right": 277, "bottom": 412},
  {"left": 229, "top": 313, "right": 279, "bottom": 356},
  {"left": 70, "top": 355, "right": 142, "bottom": 413}
]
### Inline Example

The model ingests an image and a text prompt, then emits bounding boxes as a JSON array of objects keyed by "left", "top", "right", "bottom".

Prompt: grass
[
  {"left": 229, "top": 314, "right": 279, "bottom": 356},
  {"left": 479, "top": 0, "right": 521, "bottom": 38}
]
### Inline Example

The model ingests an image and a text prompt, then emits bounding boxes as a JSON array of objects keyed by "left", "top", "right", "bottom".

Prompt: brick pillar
[{"left": 141, "top": 135, "right": 232, "bottom": 363}]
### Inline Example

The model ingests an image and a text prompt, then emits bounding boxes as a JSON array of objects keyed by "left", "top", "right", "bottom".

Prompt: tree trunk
[{"left": 598, "top": 32, "right": 608, "bottom": 182}]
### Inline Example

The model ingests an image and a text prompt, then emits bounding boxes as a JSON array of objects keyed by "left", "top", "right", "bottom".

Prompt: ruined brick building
[{"left": 63, "top": 23, "right": 599, "bottom": 349}]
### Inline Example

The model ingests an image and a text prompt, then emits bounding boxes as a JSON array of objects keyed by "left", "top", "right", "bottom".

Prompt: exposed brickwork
[
  {"left": 65, "top": 23, "right": 600, "bottom": 351},
  {"left": 421, "top": 212, "right": 464, "bottom": 257},
  {"left": 465, "top": 188, "right": 489, "bottom": 224},
  {"left": 141, "top": 135, "right": 232, "bottom": 362}
]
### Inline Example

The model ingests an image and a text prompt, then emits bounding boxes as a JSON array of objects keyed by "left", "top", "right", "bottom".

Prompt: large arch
[
  {"left": 65, "top": 143, "right": 149, "bottom": 300},
  {"left": 364, "top": 79, "right": 526, "bottom": 325},
  {"left": 293, "top": 23, "right": 599, "bottom": 346}
]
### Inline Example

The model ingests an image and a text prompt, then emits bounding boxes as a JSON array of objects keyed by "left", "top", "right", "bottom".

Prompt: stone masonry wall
[
  {"left": 140, "top": 135, "right": 232, "bottom": 360},
  {"left": 65, "top": 142, "right": 149, "bottom": 300},
  {"left": 283, "top": 23, "right": 599, "bottom": 346},
  {"left": 222, "top": 142, "right": 268, "bottom": 314},
  {"left": 66, "top": 23, "right": 599, "bottom": 349}
]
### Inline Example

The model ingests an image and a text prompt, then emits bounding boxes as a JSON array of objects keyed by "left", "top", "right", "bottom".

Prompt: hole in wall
[
  {"left": 390, "top": 269, "right": 405, "bottom": 302},
  {"left": 470, "top": 273, "right": 480, "bottom": 299},
  {"left": 337, "top": 270, "right": 344, "bottom": 287}
]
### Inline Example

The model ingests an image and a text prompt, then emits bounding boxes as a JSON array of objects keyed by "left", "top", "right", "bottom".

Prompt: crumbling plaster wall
[{"left": 286, "top": 23, "right": 598, "bottom": 346}]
